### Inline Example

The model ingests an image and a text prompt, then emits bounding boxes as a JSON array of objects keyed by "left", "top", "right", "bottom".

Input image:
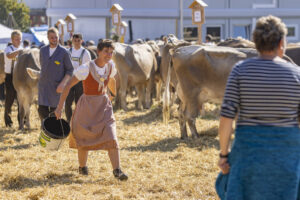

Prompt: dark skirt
[{"left": 216, "top": 125, "right": 300, "bottom": 200}]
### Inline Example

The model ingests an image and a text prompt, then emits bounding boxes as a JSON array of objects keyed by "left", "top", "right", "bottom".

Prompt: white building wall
[
  {"left": 122, "top": 18, "right": 176, "bottom": 42},
  {"left": 22, "top": 0, "right": 47, "bottom": 9},
  {"left": 51, "top": 16, "right": 106, "bottom": 42},
  {"left": 42, "top": 0, "right": 300, "bottom": 43}
]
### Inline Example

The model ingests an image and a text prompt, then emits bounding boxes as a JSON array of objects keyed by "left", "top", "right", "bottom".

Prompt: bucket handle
[
  {"left": 57, "top": 119, "right": 65, "bottom": 150},
  {"left": 48, "top": 112, "right": 65, "bottom": 151}
]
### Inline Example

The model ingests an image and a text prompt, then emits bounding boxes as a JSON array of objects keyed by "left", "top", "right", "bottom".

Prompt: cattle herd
[{"left": 1, "top": 35, "right": 300, "bottom": 138}]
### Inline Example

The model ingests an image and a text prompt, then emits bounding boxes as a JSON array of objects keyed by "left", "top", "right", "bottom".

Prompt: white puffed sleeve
[
  {"left": 109, "top": 60, "right": 117, "bottom": 78},
  {"left": 74, "top": 63, "right": 90, "bottom": 80}
]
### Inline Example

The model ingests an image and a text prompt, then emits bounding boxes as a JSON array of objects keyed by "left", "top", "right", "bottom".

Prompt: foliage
[{"left": 0, "top": 0, "right": 31, "bottom": 32}]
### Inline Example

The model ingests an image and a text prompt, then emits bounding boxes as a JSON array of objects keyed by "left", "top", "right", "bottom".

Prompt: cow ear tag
[{"left": 55, "top": 61, "right": 60, "bottom": 65}]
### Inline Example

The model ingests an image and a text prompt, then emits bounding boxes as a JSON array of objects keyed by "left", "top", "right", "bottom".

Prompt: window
[
  {"left": 183, "top": 27, "right": 198, "bottom": 42},
  {"left": 233, "top": 25, "right": 251, "bottom": 40},
  {"left": 286, "top": 24, "right": 298, "bottom": 40},
  {"left": 206, "top": 26, "right": 221, "bottom": 42}
]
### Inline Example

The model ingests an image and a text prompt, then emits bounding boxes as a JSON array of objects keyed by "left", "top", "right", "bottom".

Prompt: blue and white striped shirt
[{"left": 221, "top": 57, "right": 300, "bottom": 127}]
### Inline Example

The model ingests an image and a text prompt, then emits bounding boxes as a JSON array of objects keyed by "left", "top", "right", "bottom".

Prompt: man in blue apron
[{"left": 38, "top": 27, "right": 73, "bottom": 123}]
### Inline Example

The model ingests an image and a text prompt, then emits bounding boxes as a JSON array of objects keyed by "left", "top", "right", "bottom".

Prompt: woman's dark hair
[
  {"left": 72, "top": 33, "right": 83, "bottom": 40},
  {"left": 97, "top": 39, "right": 115, "bottom": 51},
  {"left": 253, "top": 15, "right": 287, "bottom": 53}
]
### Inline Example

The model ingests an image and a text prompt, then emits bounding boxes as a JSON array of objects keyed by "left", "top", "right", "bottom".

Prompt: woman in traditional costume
[
  {"left": 216, "top": 15, "right": 300, "bottom": 199},
  {"left": 55, "top": 39, "right": 128, "bottom": 180}
]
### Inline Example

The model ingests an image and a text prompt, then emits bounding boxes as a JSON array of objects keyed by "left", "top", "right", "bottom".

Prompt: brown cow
[
  {"left": 164, "top": 45, "right": 258, "bottom": 138},
  {"left": 159, "top": 35, "right": 191, "bottom": 122},
  {"left": 218, "top": 37, "right": 299, "bottom": 65},
  {"left": 218, "top": 37, "right": 255, "bottom": 48},
  {"left": 112, "top": 42, "right": 158, "bottom": 110},
  {"left": 13, "top": 49, "right": 40, "bottom": 130}
]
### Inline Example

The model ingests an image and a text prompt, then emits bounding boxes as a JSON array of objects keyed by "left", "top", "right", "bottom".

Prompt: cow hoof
[
  {"left": 5, "top": 122, "right": 12, "bottom": 127},
  {"left": 180, "top": 136, "right": 188, "bottom": 140},
  {"left": 192, "top": 134, "right": 200, "bottom": 139}
]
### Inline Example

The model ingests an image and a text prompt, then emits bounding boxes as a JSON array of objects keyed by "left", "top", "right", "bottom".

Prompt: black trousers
[
  {"left": 4, "top": 73, "right": 19, "bottom": 127},
  {"left": 38, "top": 105, "right": 56, "bottom": 125},
  {"left": 65, "top": 81, "right": 83, "bottom": 122},
  {"left": 0, "top": 83, "right": 5, "bottom": 100}
]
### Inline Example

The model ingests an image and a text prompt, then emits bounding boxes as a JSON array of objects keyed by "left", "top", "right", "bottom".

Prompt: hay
[{"left": 0, "top": 98, "right": 220, "bottom": 199}]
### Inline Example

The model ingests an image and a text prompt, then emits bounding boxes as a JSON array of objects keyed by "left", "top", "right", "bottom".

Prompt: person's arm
[
  {"left": 6, "top": 49, "right": 22, "bottom": 59},
  {"left": 217, "top": 63, "right": 241, "bottom": 174},
  {"left": 56, "top": 74, "right": 71, "bottom": 93},
  {"left": 218, "top": 116, "right": 234, "bottom": 174},
  {"left": 55, "top": 75, "right": 80, "bottom": 119},
  {"left": 56, "top": 50, "right": 74, "bottom": 93}
]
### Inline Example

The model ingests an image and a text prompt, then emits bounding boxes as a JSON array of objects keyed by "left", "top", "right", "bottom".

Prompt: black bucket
[
  {"left": 39, "top": 117, "right": 70, "bottom": 150},
  {"left": 42, "top": 117, "right": 70, "bottom": 139}
]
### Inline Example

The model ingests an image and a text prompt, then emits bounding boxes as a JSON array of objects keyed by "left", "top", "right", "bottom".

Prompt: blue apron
[{"left": 216, "top": 125, "right": 300, "bottom": 200}]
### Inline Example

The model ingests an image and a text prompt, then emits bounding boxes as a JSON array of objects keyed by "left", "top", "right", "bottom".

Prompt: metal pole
[
  {"left": 180, "top": 0, "right": 183, "bottom": 39},
  {"left": 47, "top": 0, "right": 51, "bottom": 26}
]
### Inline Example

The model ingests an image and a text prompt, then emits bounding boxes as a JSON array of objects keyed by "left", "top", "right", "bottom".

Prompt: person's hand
[
  {"left": 218, "top": 157, "right": 230, "bottom": 174},
  {"left": 54, "top": 107, "right": 62, "bottom": 120},
  {"left": 56, "top": 83, "right": 64, "bottom": 93},
  {"left": 108, "top": 93, "right": 114, "bottom": 101}
]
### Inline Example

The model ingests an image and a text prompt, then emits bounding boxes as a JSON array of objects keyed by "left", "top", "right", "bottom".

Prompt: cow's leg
[
  {"left": 170, "top": 87, "right": 177, "bottom": 106},
  {"left": 136, "top": 84, "right": 144, "bottom": 110},
  {"left": 25, "top": 104, "right": 31, "bottom": 129},
  {"left": 18, "top": 102, "right": 25, "bottom": 130},
  {"left": 17, "top": 89, "right": 29, "bottom": 130},
  {"left": 178, "top": 102, "right": 188, "bottom": 139},
  {"left": 24, "top": 93, "right": 32, "bottom": 129},
  {"left": 119, "top": 75, "right": 128, "bottom": 111},
  {"left": 145, "top": 78, "right": 153, "bottom": 109},
  {"left": 155, "top": 79, "right": 162, "bottom": 102},
  {"left": 187, "top": 103, "right": 200, "bottom": 138},
  {"left": 187, "top": 118, "right": 199, "bottom": 138}
]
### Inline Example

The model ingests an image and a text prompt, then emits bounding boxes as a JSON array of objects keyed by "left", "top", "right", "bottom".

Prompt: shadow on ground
[
  {"left": 124, "top": 126, "right": 219, "bottom": 152},
  {"left": 1, "top": 173, "right": 85, "bottom": 190},
  {"left": 122, "top": 104, "right": 163, "bottom": 125}
]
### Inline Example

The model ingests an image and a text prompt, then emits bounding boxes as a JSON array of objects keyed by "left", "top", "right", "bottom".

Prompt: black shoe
[
  {"left": 79, "top": 166, "right": 88, "bottom": 175},
  {"left": 113, "top": 168, "right": 128, "bottom": 181}
]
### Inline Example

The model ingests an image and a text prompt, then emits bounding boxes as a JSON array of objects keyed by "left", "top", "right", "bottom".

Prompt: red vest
[{"left": 82, "top": 66, "right": 112, "bottom": 95}]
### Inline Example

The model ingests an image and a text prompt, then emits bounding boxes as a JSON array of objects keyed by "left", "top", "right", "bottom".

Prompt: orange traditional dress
[{"left": 69, "top": 60, "right": 119, "bottom": 150}]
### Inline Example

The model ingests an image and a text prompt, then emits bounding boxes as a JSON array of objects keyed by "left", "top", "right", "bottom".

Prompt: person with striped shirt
[{"left": 216, "top": 15, "right": 300, "bottom": 200}]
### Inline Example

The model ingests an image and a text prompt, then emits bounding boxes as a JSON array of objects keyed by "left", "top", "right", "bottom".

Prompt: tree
[{"left": 0, "top": 0, "right": 31, "bottom": 32}]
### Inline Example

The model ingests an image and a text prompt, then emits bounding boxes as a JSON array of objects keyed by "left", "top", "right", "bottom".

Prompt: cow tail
[{"left": 163, "top": 59, "right": 172, "bottom": 124}]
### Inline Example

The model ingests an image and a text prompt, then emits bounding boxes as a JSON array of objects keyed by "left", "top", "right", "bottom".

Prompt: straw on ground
[{"left": 0, "top": 98, "right": 220, "bottom": 200}]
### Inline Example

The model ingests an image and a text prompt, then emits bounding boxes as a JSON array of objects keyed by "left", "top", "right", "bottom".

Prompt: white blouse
[{"left": 74, "top": 60, "right": 117, "bottom": 81}]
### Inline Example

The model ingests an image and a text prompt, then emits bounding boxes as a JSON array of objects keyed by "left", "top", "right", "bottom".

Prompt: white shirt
[
  {"left": 69, "top": 47, "right": 91, "bottom": 70},
  {"left": 49, "top": 46, "right": 57, "bottom": 57},
  {"left": 4, "top": 45, "right": 22, "bottom": 74},
  {"left": 74, "top": 60, "right": 117, "bottom": 81}
]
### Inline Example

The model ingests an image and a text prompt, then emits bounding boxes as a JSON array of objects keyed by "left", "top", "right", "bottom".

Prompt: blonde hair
[
  {"left": 11, "top": 30, "right": 22, "bottom": 39},
  {"left": 253, "top": 15, "right": 287, "bottom": 52},
  {"left": 47, "top": 27, "right": 59, "bottom": 36}
]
